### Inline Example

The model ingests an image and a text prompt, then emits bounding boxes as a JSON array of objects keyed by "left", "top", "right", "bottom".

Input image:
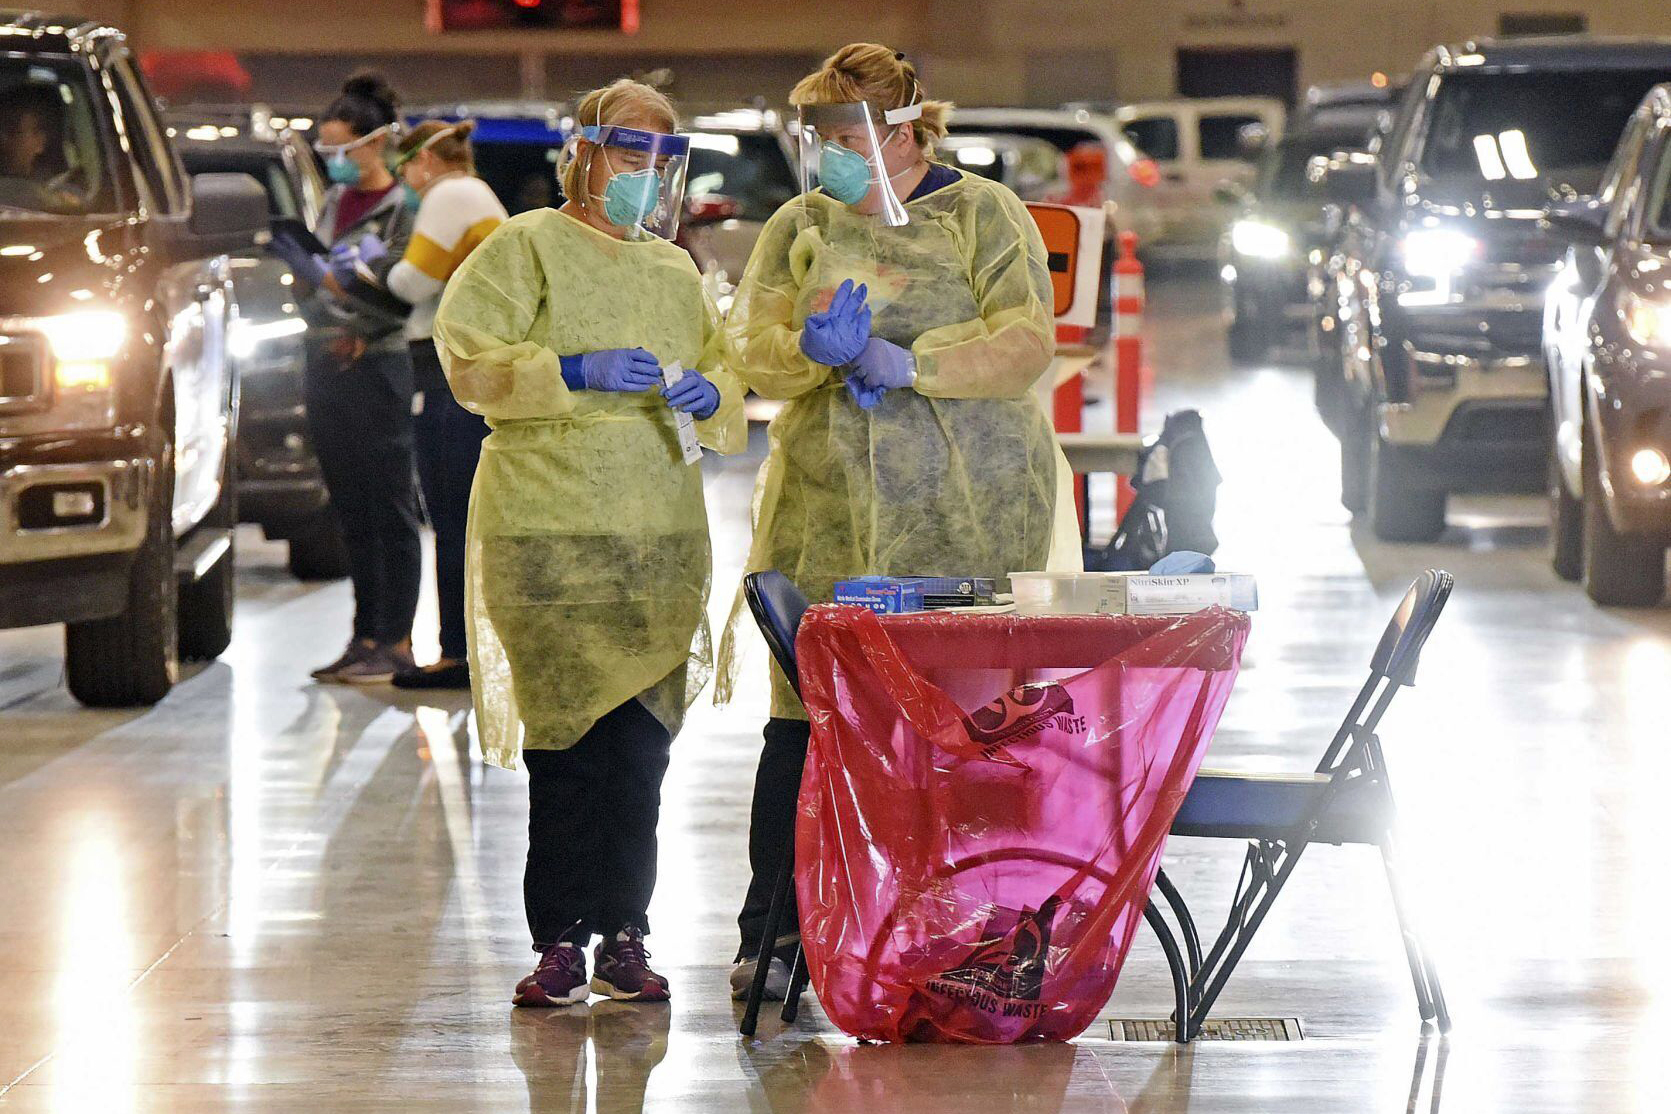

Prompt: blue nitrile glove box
[{"left": 833, "top": 577, "right": 926, "bottom": 613}]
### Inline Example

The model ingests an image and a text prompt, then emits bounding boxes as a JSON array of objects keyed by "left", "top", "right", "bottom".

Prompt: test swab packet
[{"left": 660, "top": 361, "right": 704, "bottom": 466}]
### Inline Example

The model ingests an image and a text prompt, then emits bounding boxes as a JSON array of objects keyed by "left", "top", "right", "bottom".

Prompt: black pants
[
  {"left": 737, "top": 716, "right": 812, "bottom": 958},
  {"left": 410, "top": 342, "right": 488, "bottom": 661},
  {"left": 305, "top": 346, "right": 422, "bottom": 645},
  {"left": 525, "top": 700, "right": 673, "bottom": 948}
]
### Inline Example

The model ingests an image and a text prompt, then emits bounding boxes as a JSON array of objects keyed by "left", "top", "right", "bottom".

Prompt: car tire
[
  {"left": 287, "top": 510, "right": 349, "bottom": 581},
  {"left": 65, "top": 436, "right": 179, "bottom": 707},
  {"left": 1227, "top": 312, "right": 1272, "bottom": 366},
  {"left": 179, "top": 446, "right": 237, "bottom": 662},
  {"left": 1340, "top": 397, "right": 1371, "bottom": 515},
  {"left": 1314, "top": 323, "right": 1347, "bottom": 437},
  {"left": 1581, "top": 423, "right": 1665, "bottom": 606},
  {"left": 1368, "top": 431, "right": 1447, "bottom": 543},
  {"left": 1549, "top": 448, "right": 1583, "bottom": 583}
]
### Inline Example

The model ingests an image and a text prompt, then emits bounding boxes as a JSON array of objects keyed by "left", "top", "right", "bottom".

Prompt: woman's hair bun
[{"left": 342, "top": 70, "right": 399, "bottom": 114}]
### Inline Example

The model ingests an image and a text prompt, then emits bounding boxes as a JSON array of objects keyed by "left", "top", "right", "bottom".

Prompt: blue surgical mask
[
  {"left": 327, "top": 154, "right": 361, "bottom": 187},
  {"left": 819, "top": 141, "right": 873, "bottom": 205},
  {"left": 600, "top": 169, "right": 662, "bottom": 228}
]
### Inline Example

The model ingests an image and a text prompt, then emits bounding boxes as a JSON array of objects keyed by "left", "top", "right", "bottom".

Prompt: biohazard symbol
[{"left": 935, "top": 895, "right": 1064, "bottom": 1003}]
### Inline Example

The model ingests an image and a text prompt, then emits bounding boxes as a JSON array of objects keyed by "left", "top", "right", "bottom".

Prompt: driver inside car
[{"left": 0, "top": 82, "right": 80, "bottom": 212}]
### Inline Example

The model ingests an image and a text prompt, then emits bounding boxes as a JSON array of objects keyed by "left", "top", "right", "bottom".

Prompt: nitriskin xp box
[{"left": 833, "top": 577, "right": 927, "bottom": 613}]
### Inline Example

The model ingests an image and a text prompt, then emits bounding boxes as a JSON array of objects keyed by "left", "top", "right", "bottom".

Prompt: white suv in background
[
  {"left": 945, "top": 107, "right": 1163, "bottom": 246},
  {"left": 1115, "top": 96, "right": 1287, "bottom": 256}
]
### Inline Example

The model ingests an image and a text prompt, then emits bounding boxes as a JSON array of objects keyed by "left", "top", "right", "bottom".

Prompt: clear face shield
[
  {"left": 578, "top": 124, "right": 690, "bottom": 241},
  {"left": 796, "top": 100, "right": 923, "bottom": 227}
]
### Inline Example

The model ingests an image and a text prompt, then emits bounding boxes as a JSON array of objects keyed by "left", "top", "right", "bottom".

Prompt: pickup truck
[
  {"left": 1316, "top": 37, "right": 1671, "bottom": 541},
  {"left": 172, "top": 111, "right": 348, "bottom": 579},
  {"left": 0, "top": 12, "right": 267, "bottom": 705}
]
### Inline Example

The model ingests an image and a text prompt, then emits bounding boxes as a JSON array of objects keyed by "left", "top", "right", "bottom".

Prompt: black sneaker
[
  {"left": 311, "top": 638, "right": 376, "bottom": 682},
  {"left": 392, "top": 658, "right": 471, "bottom": 690}
]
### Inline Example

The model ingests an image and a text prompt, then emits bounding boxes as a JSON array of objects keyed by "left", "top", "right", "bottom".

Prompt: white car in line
[{"left": 1115, "top": 96, "right": 1287, "bottom": 256}]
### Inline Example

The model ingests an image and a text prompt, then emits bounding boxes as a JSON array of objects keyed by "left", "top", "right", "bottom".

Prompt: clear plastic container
[{"left": 1008, "top": 571, "right": 1116, "bottom": 616}]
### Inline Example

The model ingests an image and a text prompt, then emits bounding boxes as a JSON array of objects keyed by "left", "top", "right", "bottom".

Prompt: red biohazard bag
[{"left": 794, "top": 605, "right": 1250, "bottom": 1044}]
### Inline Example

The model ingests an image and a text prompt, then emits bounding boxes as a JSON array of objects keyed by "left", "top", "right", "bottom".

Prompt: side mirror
[
  {"left": 1236, "top": 121, "right": 1271, "bottom": 160},
  {"left": 1541, "top": 198, "right": 1610, "bottom": 246},
  {"left": 167, "top": 172, "right": 269, "bottom": 259},
  {"left": 685, "top": 194, "right": 741, "bottom": 226},
  {"left": 1311, "top": 152, "right": 1377, "bottom": 207},
  {"left": 1213, "top": 179, "right": 1251, "bottom": 206}
]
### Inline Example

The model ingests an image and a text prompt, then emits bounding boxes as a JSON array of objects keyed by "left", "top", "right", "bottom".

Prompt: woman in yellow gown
[{"left": 721, "top": 44, "right": 1079, "bottom": 997}]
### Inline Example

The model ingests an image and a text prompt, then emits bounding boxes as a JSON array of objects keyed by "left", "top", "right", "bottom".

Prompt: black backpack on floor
[{"left": 1088, "top": 409, "right": 1221, "bottom": 572}]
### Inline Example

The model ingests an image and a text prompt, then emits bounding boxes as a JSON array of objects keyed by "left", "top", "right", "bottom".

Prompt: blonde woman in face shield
[
  {"left": 431, "top": 80, "right": 745, "bottom": 1007},
  {"left": 720, "top": 44, "right": 1081, "bottom": 998}
]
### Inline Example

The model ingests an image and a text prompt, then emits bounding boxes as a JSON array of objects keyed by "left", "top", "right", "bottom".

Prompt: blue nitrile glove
[
  {"left": 328, "top": 253, "right": 360, "bottom": 288},
  {"left": 844, "top": 377, "right": 886, "bottom": 411},
  {"left": 328, "top": 234, "right": 387, "bottom": 274},
  {"left": 270, "top": 232, "right": 326, "bottom": 286},
  {"left": 355, "top": 233, "right": 388, "bottom": 265},
  {"left": 662, "top": 369, "right": 722, "bottom": 419},
  {"left": 558, "top": 348, "right": 662, "bottom": 393},
  {"left": 851, "top": 336, "right": 916, "bottom": 390},
  {"left": 1150, "top": 550, "right": 1216, "bottom": 574},
  {"left": 799, "top": 278, "right": 871, "bottom": 366}
]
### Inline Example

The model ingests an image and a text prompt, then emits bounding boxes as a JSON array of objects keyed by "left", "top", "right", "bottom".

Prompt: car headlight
[
  {"left": 1622, "top": 290, "right": 1671, "bottom": 349},
  {"left": 230, "top": 315, "right": 307, "bottom": 362},
  {"left": 36, "top": 310, "right": 126, "bottom": 391},
  {"left": 1400, "top": 228, "right": 1479, "bottom": 278},
  {"left": 1231, "top": 219, "right": 1291, "bottom": 260}
]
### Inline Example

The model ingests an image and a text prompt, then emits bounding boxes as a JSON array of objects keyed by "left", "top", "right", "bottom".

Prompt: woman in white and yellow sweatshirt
[{"left": 385, "top": 120, "right": 508, "bottom": 689}]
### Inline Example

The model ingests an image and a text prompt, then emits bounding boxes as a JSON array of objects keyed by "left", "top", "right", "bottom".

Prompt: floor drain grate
[{"left": 1109, "top": 1017, "right": 1304, "bottom": 1041}]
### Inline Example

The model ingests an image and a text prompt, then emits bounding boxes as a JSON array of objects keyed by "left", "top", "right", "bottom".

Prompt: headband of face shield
[
  {"left": 576, "top": 124, "right": 690, "bottom": 241},
  {"left": 315, "top": 122, "right": 400, "bottom": 187},
  {"left": 393, "top": 124, "right": 462, "bottom": 172},
  {"left": 798, "top": 98, "right": 923, "bottom": 227}
]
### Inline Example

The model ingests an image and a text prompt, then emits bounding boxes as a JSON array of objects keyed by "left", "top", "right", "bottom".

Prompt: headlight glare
[
  {"left": 1622, "top": 291, "right": 1671, "bottom": 349},
  {"left": 1629, "top": 448, "right": 1671, "bottom": 487},
  {"left": 39, "top": 310, "right": 126, "bottom": 363},
  {"left": 36, "top": 310, "right": 124, "bottom": 392},
  {"left": 1231, "top": 219, "right": 1291, "bottom": 259},
  {"left": 1401, "top": 228, "right": 1479, "bottom": 277}
]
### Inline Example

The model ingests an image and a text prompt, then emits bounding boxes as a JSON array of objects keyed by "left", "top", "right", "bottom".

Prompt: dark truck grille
[{"left": 0, "top": 332, "right": 48, "bottom": 412}]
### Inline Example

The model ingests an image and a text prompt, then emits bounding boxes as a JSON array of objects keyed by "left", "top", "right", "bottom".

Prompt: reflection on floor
[{"left": 1, "top": 273, "right": 1667, "bottom": 1111}]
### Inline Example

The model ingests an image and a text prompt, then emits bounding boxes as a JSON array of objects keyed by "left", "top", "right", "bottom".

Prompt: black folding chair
[
  {"left": 1149, "top": 569, "right": 1455, "bottom": 1041},
  {"left": 734, "top": 570, "right": 1197, "bottom": 1040},
  {"left": 738, "top": 571, "right": 814, "bottom": 1037}
]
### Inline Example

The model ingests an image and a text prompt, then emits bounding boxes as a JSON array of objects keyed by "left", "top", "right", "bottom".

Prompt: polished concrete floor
[{"left": 3, "top": 273, "right": 1668, "bottom": 1112}]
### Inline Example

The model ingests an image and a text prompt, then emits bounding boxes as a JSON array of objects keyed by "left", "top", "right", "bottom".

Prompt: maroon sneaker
[
  {"left": 591, "top": 928, "right": 670, "bottom": 1002},
  {"left": 513, "top": 943, "right": 589, "bottom": 1007}
]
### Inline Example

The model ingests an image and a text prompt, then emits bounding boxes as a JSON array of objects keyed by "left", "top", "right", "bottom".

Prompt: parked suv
[
  {"left": 947, "top": 107, "right": 1163, "bottom": 247},
  {"left": 1318, "top": 38, "right": 1671, "bottom": 541},
  {"left": 1542, "top": 84, "right": 1671, "bottom": 605},
  {"left": 172, "top": 111, "right": 347, "bottom": 579},
  {"left": 1219, "top": 118, "right": 1383, "bottom": 364},
  {"left": 0, "top": 14, "right": 267, "bottom": 705},
  {"left": 678, "top": 107, "right": 800, "bottom": 309},
  {"left": 1117, "top": 96, "right": 1286, "bottom": 257}
]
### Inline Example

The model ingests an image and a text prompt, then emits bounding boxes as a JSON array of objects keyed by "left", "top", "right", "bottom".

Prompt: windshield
[
  {"left": 1649, "top": 138, "right": 1671, "bottom": 240},
  {"left": 1261, "top": 133, "right": 1367, "bottom": 199},
  {"left": 0, "top": 58, "right": 114, "bottom": 216},
  {"left": 684, "top": 132, "right": 798, "bottom": 222},
  {"left": 1420, "top": 69, "right": 1670, "bottom": 194},
  {"left": 474, "top": 140, "right": 562, "bottom": 214}
]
